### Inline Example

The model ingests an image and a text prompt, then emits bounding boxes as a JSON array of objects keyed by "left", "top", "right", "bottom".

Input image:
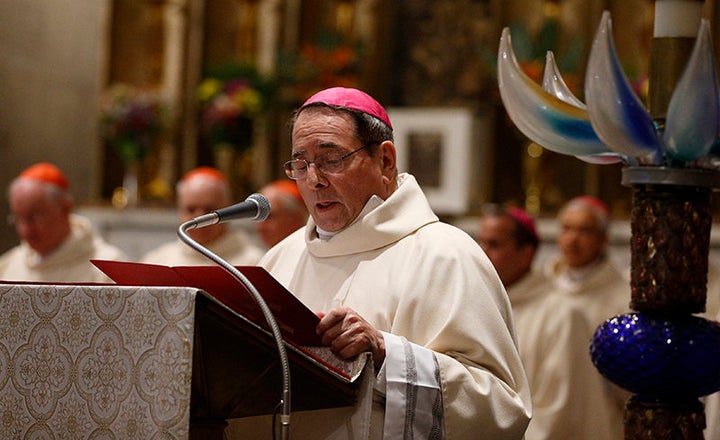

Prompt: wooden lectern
[{"left": 190, "top": 289, "right": 367, "bottom": 439}]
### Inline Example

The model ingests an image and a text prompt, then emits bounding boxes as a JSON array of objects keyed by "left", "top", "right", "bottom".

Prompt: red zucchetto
[
  {"left": 180, "top": 166, "right": 227, "bottom": 183},
  {"left": 19, "top": 162, "right": 69, "bottom": 190},
  {"left": 568, "top": 195, "right": 609, "bottom": 219},
  {"left": 266, "top": 180, "right": 303, "bottom": 204}
]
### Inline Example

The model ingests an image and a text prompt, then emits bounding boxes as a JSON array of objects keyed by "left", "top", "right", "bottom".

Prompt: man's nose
[{"left": 305, "top": 163, "right": 328, "bottom": 187}]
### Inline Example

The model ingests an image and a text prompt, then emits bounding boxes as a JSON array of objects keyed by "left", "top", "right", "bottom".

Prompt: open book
[
  {"left": 91, "top": 259, "right": 367, "bottom": 385},
  {"left": 92, "top": 259, "right": 321, "bottom": 345}
]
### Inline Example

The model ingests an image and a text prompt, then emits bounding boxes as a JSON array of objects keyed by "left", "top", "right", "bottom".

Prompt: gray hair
[
  {"left": 176, "top": 173, "right": 232, "bottom": 202},
  {"left": 558, "top": 196, "right": 609, "bottom": 234},
  {"left": 9, "top": 177, "right": 73, "bottom": 205}
]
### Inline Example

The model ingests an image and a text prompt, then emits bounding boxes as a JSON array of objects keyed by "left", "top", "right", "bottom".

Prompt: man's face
[
  {"left": 254, "top": 188, "right": 307, "bottom": 248},
  {"left": 9, "top": 181, "right": 71, "bottom": 256},
  {"left": 178, "top": 179, "right": 229, "bottom": 244},
  {"left": 291, "top": 108, "right": 393, "bottom": 232},
  {"left": 557, "top": 207, "right": 607, "bottom": 268},
  {"left": 478, "top": 215, "right": 533, "bottom": 286}
]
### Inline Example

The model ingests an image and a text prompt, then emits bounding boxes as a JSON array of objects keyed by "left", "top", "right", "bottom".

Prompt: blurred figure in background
[
  {"left": 0, "top": 162, "right": 126, "bottom": 282},
  {"left": 543, "top": 195, "right": 631, "bottom": 439},
  {"left": 544, "top": 195, "right": 630, "bottom": 328},
  {"left": 478, "top": 204, "right": 611, "bottom": 440},
  {"left": 255, "top": 179, "right": 308, "bottom": 248},
  {"left": 141, "top": 166, "right": 264, "bottom": 266}
]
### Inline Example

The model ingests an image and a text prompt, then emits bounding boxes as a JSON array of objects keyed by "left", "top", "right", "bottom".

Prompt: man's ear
[
  {"left": 60, "top": 197, "right": 73, "bottom": 216},
  {"left": 379, "top": 140, "right": 397, "bottom": 176},
  {"left": 520, "top": 244, "right": 536, "bottom": 268}
]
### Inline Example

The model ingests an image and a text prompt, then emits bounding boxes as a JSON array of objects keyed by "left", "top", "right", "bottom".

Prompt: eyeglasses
[
  {"left": 7, "top": 212, "right": 48, "bottom": 227},
  {"left": 283, "top": 143, "right": 374, "bottom": 180}
]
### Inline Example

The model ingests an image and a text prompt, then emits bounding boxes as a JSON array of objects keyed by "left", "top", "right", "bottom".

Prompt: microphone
[
  {"left": 177, "top": 191, "right": 291, "bottom": 439},
  {"left": 189, "top": 193, "right": 271, "bottom": 229}
]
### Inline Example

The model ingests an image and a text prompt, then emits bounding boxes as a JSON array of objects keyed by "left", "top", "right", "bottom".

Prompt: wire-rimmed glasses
[{"left": 283, "top": 143, "right": 374, "bottom": 180}]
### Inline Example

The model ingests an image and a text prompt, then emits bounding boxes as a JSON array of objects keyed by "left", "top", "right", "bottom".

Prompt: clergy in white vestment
[
  {"left": 225, "top": 87, "right": 532, "bottom": 439},
  {"left": 478, "top": 204, "right": 612, "bottom": 440},
  {"left": 543, "top": 195, "right": 632, "bottom": 440},
  {"left": 0, "top": 162, "right": 126, "bottom": 283},
  {"left": 140, "top": 166, "right": 264, "bottom": 266},
  {"left": 255, "top": 179, "right": 308, "bottom": 248}
]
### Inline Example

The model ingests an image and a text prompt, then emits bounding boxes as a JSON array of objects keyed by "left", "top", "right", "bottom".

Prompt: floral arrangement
[
  {"left": 277, "top": 29, "right": 363, "bottom": 104},
  {"left": 479, "top": 16, "right": 585, "bottom": 95},
  {"left": 100, "top": 84, "right": 165, "bottom": 162},
  {"left": 198, "top": 63, "right": 273, "bottom": 153}
]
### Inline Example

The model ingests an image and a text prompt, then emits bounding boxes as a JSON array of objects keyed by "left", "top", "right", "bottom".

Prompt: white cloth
[
  {"left": 508, "top": 269, "right": 612, "bottom": 440},
  {"left": 140, "top": 229, "right": 264, "bottom": 266},
  {"left": 544, "top": 255, "right": 631, "bottom": 331},
  {"left": 0, "top": 214, "right": 126, "bottom": 283},
  {"left": 703, "top": 263, "right": 720, "bottom": 319},
  {"left": 226, "top": 174, "right": 531, "bottom": 439},
  {"left": 706, "top": 381, "right": 720, "bottom": 440},
  {"left": 382, "top": 332, "right": 444, "bottom": 439},
  {"left": 544, "top": 254, "right": 632, "bottom": 440}
]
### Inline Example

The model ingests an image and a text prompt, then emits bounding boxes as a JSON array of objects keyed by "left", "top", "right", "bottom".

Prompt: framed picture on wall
[{"left": 387, "top": 107, "right": 477, "bottom": 215}]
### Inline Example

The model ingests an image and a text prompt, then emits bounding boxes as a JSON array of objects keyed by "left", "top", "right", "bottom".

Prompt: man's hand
[{"left": 316, "top": 306, "right": 386, "bottom": 370}]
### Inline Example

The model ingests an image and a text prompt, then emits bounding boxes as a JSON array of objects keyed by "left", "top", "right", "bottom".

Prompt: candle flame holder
[{"left": 498, "top": 5, "right": 720, "bottom": 439}]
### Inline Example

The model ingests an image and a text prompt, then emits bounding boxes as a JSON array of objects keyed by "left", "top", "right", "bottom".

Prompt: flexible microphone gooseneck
[{"left": 178, "top": 193, "right": 291, "bottom": 440}]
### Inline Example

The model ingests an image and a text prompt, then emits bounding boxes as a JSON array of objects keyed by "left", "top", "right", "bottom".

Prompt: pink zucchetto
[
  {"left": 506, "top": 206, "right": 539, "bottom": 243},
  {"left": 19, "top": 162, "right": 69, "bottom": 190},
  {"left": 300, "top": 87, "right": 393, "bottom": 129}
]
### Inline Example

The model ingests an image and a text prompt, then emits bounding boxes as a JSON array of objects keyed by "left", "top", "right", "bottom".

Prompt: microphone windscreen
[{"left": 249, "top": 193, "right": 271, "bottom": 222}]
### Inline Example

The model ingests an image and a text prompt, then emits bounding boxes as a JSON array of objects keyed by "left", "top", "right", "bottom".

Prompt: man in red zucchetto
[
  {"left": 255, "top": 179, "right": 308, "bottom": 248},
  {"left": 0, "top": 162, "right": 126, "bottom": 282},
  {"left": 141, "top": 166, "right": 264, "bottom": 266}
]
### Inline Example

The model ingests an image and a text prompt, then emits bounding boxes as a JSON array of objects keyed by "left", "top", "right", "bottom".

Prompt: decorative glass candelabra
[{"left": 498, "top": 1, "right": 720, "bottom": 438}]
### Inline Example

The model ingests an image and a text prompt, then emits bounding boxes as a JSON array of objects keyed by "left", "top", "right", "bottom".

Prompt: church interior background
[{"left": 2, "top": 0, "right": 720, "bottom": 256}]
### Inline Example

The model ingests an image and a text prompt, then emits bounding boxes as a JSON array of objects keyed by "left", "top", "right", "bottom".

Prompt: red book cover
[{"left": 91, "top": 259, "right": 322, "bottom": 346}]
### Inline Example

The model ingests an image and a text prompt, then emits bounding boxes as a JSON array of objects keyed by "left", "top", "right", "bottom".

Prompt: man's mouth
[{"left": 316, "top": 201, "right": 335, "bottom": 209}]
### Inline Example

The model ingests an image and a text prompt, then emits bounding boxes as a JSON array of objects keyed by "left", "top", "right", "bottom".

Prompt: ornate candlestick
[{"left": 498, "top": 1, "right": 720, "bottom": 438}]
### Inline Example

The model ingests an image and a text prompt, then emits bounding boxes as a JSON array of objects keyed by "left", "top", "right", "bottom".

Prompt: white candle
[{"left": 654, "top": 0, "right": 704, "bottom": 38}]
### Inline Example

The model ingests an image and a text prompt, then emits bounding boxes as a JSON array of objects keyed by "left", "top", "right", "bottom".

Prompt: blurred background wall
[{"left": 1, "top": 0, "right": 719, "bottom": 254}]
